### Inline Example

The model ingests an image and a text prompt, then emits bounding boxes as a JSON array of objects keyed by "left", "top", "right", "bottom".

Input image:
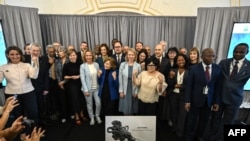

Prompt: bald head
[
  {"left": 201, "top": 48, "right": 215, "bottom": 65},
  {"left": 154, "top": 44, "right": 164, "bottom": 58}
]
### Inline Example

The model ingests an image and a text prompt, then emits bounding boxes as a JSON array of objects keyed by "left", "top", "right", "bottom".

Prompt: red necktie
[{"left": 205, "top": 66, "right": 210, "bottom": 81}]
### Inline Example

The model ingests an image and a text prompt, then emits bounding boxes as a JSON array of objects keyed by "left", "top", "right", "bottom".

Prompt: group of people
[{"left": 0, "top": 39, "right": 250, "bottom": 141}]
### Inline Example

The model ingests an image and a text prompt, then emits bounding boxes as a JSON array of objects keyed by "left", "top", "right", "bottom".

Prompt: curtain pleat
[
  {"left": 39, "top": 15, "right": 196, "bottom": 52},
  {"left": 0, "top": 5, "right": 42, "bottom": 53},
  {"left": 194, "top": 6, "right": 250, "bottom": 63}
]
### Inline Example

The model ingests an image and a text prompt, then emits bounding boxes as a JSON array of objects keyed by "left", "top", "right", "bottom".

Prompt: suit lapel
[
  {"left": 198, "top": 63, "right": 207, "bottom": 83},
  {"left": 237, "top": 60, "right": 248, "bottom": 77}
]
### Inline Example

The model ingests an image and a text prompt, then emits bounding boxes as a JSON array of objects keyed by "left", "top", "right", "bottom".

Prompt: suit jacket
[
  {"left": 111, "top": 53, "right": 126, "bottom": 69},
  {"left": 167, "top": 68, "right": 189, "bottom": 100},
  {"left": 96, "top": 57, "right": 106, "bottom": 69},
  {"left": 185, "top": 62, "right": 221, "bottom": 107},
  {"left": 219, "top": 58, "right": 250, "bottom": 106},
  {"left": 119, "top": 62, "right": 141, "bottom": 95},
  {"left": 24, "top": 55, "right": 50, "bottom": 92},
  {"left": 98, "top": 68, "right": 119, "bottom": 100},
  {"left": 76, "top": 51, "right": 84, "bottom": 64},
  {"left": 150, "top": 55, "right": 171, "bottom": 82},
  {"left": 80, "top": 62, "right": 100, "bottom": 93}
]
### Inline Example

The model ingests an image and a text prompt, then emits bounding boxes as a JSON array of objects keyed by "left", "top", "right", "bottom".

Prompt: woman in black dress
[{"left": 63, "top": 49, "right": 87, "bottom": 125}]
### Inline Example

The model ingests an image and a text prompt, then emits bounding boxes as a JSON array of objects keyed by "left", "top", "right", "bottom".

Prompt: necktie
[
  {"left": 205, "top": 66, "right": 210, "bottom": 81},
  {"left": 117, "top": 54, "right": 121, "bottom": 64},
  {"left": 230, "top": 60, "right": 238, "bottom": 79}
]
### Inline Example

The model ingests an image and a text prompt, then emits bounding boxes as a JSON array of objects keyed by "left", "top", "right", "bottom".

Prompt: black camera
[{"left": 22, "top": 118, "right": 35, "bottom": 127}]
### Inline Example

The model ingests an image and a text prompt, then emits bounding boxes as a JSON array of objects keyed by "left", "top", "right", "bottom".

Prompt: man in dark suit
[
  {"left": 76, "top": 41, "right": 88, "bottom": 63},
  {"left": 185, "top": 48, "right": 221, "bottom": 141},
  {"left": 151, "top": 44, "right": 171, "bottom": 122},
  {"left": 209, "top": 43, "right": 250, "bottom": 141},
  {"left": 46, "top": 44, "right": 60, "bottom": 120},
  {"left": 24, "top": 43, "right": 50, "bottom": 124},
  {"left": 112, "top": 41, "right": 125, "bottom": 69}
]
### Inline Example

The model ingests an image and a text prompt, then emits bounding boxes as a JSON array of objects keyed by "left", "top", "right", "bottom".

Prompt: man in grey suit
[{"left": 210, "top": 43, "right": 250, "bottom": 141}]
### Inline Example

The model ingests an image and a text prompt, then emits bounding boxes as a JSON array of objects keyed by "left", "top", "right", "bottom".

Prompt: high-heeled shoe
[{"left": 75, "top": 119, "right": 82, "bottom": 125}]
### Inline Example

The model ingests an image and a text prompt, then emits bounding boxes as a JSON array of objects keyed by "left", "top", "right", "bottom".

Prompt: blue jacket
[
  {"left": 185, "top": 62, "right": 221, "bottom": 107},
  {"left": 98, "top": 68, "right": 119, "bottom": 100}
]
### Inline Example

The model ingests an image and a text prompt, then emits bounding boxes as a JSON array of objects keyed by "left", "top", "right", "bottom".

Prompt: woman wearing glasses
[{"left": 133, "top": 57, "right": 167, "bottom": 115}]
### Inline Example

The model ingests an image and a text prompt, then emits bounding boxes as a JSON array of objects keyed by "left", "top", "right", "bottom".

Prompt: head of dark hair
[
  {"left": 145, "top": 56, "right": 160, "bottom": 70},
  {"left": 166, "top": 47, "right": 179, "bottom": 58},
  {"left": 113, "top": 41, "right": 123, "bottom": 48},
  {"left": 174, "top": 54, "right": 190, "bottom": 69},
  {"left": 137, "top": 48, "right": 148, "bottom": 63},
  {"left": 136, "top": 41, "right": 143, "bottom": 46},
  {"left": 5, "top": 46, "right": 24, "bottom": 63},
  {"left": 99, "top": 43, "right": 110, "bottom": 56},
  {"left": 234, "top": 43, "right": 249, "bottom": 53}
]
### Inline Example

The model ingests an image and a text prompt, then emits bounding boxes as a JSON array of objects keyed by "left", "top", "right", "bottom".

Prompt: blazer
[
  {"left": 55, "top": 58, "right": 70, "bottom": 82},
  {"left": 111, "top": 53, "right": 126, "bottom": 69},
  {"left": 24, "top": 55, "right": 50, "bottom": 91},
  {"left": 219, "top": 58, "right": 250, "bottom": 106},
  {"left": 98, "top": 68, "right": 119, "bottom": 100},
  {"left": 76, "top": 51, "right": 84, "bottom": 64},
  {"left": 167, "top": 68, "right": 189, "bottom": 100},
  {"left": 149, "top": 55, "right": 171, "bottom": 81},
  {"left": 185, "top": 62, "right": 221, "bottom": 107},
  {"left": 96, "top": 57, "right": 106, "bottom": 69},
  {"left": 80, "top": 62, "right": 100, "bottom": 93},
  {"left": 119, "top": 61, "right": 141, "bottom": 95}
]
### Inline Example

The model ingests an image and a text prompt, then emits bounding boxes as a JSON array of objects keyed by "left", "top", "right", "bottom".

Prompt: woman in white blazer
[
  {"left": 80, "top": 50, "right": 102, "bottom": 125},
  {"left": 118, "top": 48, "right": 141, "bottom": 115}
]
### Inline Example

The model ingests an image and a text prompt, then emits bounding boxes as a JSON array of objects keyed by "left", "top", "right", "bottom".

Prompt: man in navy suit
[
  {"left": 209, "top": 43, "right": 250, "bottom": 141},
  {"left": 185, "top": 48, "right": 221, "bottom": 141}
]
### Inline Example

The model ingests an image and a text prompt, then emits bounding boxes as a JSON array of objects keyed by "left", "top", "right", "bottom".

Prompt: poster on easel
[{"left": 105, "top": 116, "right": 156, "bottom": 141}]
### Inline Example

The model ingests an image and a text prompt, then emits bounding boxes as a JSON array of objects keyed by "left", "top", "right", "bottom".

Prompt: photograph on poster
[
  {"left": 227, "top": 22, "right": 250, "bottom": 90},
  {"left": 0, "top": 20, "right": 7, "bottom": 86},
  {"left": 105, "top": 116, "right": 156, "bottom": 141}
]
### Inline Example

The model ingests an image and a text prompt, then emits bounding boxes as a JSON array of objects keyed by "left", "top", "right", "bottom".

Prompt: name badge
[{"left": 203, "top": 86, "right": 208, "bottom": 95}]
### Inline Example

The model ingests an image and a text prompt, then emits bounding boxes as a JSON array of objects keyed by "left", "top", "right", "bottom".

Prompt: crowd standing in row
[{"left": 0, "top": 39, "right": 250, "bottom": 141}]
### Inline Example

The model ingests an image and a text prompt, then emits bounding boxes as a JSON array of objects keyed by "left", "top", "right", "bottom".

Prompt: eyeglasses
[{"left": 147, "top": 64, "right": 156, "bottom": 67}]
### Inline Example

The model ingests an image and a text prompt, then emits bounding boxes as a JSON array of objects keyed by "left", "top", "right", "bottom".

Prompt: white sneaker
[
  {"left": 90, "top": 118, "right": 95, "bottom": 125},
  {"left": 61, "top": 119, "right": 66, "bottom": 123},
  {"left": 96, "top": 116, "right": 102, "bottom": 124}
]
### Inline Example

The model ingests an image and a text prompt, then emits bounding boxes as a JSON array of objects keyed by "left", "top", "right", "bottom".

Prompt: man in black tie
[
  {"left": 209, "top": 43, "right": 250, "bottom": 141},
  {"left": 112, "top": 41, "right": 125, "bottom": 69}
]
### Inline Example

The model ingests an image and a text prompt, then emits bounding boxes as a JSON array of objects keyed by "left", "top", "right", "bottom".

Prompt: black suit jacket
[
  {"left": 112, "top": 53, "right": 126, "bottom": 69},
  {"left": 76, "top": 51, "right": 84, "bottom": 64},
  {"left": 24, "top": 55, "right": 50, "bottom": 92}
]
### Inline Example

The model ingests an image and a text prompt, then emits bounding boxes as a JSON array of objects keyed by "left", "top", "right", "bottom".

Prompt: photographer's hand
[
  {"left": 10, "top": 116, "right": 25, "bottom": 133},
  {"left": 23, "top": 127, "right": 45, "bottom": 141}
]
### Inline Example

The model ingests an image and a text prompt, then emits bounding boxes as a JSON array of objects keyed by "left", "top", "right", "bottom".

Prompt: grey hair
[{"left": 46, "top": 44, "right": 54, "bottom": 51}]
